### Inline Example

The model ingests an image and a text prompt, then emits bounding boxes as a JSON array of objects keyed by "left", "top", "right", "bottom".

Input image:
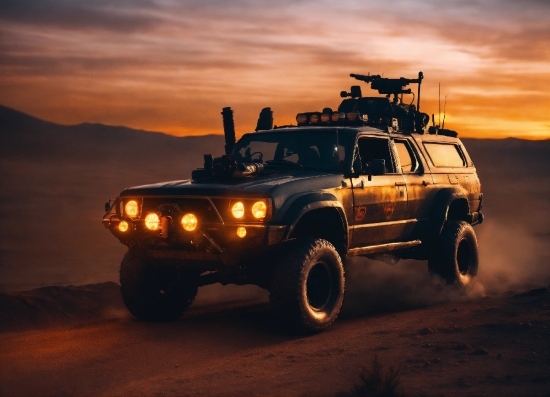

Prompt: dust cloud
[
  {"left": 341, "top": 218, "right": 550, "bottom": 318},
  {"left": 475, "top": 220, "right": 550, "bottom": 294},
  {"left": 340, "top": 258, "right": 475, "bottom": 318}
]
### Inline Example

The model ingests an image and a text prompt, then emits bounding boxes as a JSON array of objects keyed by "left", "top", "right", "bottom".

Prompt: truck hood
[{"left": 120, "top": 170, "right": 344, "bottom": 201}]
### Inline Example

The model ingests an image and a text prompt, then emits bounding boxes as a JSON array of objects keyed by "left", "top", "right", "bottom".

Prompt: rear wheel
[
  {"left": 428, "top": 220, "right": 479, "bottom": 287},
  {"left": 269, "top": 238, "right": 345, "bottom": 334},
  {"left": 120, "top": 247, "right": 199, "bottom": 321}
]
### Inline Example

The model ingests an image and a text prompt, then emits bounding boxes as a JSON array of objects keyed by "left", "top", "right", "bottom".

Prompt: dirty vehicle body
[{"left": 103, "top": 72, "right": 483, "bottom": 333}]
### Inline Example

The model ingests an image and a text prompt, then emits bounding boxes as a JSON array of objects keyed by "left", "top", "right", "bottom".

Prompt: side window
[
  {"left": 356, "top": 137, "right": 395, "bottom": 173},
  {"left": 423, "top": 143, "right": 466, "bottom": 167},
  {"left": 393, "top": 140, "right": 419, "bottom": 173}
]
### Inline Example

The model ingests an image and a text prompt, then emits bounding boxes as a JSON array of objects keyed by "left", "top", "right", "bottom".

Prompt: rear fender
[{"left": 426, "top": 188, "right": 470, "bottom": 239}]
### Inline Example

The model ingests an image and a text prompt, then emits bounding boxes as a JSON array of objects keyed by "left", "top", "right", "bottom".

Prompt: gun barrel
[{"left": 350, "top": 73, "right": 380, "bottom": 83}]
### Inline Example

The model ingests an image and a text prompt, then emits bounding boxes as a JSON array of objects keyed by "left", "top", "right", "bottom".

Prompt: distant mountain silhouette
[
  {"left": 0, "top": 104, "right": 225, "bottom": 165},
  {"left": 0, "top": 104, "right": 548, "bottom": 290}
]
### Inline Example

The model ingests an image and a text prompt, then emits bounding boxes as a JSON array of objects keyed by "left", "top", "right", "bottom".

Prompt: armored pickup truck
[{"left": 103, "top": 72, "right": 483, "bottom": 333}]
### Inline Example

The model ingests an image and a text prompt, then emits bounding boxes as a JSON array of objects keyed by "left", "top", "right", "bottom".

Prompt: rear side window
[{"left": 423, "top": 143, "right": 466, "bottom": 167}]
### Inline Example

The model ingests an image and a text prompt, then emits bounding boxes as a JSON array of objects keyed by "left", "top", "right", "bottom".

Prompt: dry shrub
[{"left": 351, "top": 355, "right": 403, "bottom": 397}]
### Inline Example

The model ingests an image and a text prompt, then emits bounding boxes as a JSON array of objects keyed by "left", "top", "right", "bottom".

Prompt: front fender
[{"left": 278, "top": 192, "right": 348, "bottom": 239}]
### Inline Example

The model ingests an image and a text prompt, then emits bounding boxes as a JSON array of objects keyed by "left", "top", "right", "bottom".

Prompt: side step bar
[{"left": 347, "top": 240, "right": 422, "bottom": 257}]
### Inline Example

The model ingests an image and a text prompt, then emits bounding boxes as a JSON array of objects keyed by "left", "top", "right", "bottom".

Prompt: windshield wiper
[{"left": 265, "top": 160, "right": 303, "bottom": 170}]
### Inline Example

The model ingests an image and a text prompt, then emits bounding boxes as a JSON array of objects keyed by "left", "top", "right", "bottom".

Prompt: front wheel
[
  {"left": 428, "top": 220, "right": 479, "bottom": 287},
  {"left": 120, "top": 247, "right": 199, "bottom": 321},
  {"left": 269, "top": 238, "right": 345, "bottom": 334}
]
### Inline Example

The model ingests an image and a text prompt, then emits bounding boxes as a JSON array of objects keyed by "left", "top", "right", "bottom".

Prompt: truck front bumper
[{"left": 103, "top": 216, "right": 287, "bottom": 266}]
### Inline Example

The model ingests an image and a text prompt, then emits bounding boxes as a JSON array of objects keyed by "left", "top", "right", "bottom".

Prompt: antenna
[
  {"left": 442, "top": 91, "right": 449, "bottom": 129},
  {"left": 438, "top": 82, "right": 441, "bottom": 128},
  {"left": 417, "top": 71, "right": 423, "bottom": 111}
]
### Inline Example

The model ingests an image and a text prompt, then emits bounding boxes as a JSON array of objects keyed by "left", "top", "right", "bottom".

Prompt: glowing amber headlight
[
  {"left": 231, "top": 202, "right": 245, "bottom": 219},
  {"left": 237, "top": 227, "right": 247, "bottom": 238},
  {"left": 251, "top": 201, "right": 267, "bottom": 219},
  {"left": 145, "top": 213, "right": 160, "bottom": 230},
  {"left": 125, "top": 200, "right": 139, "bottom": 217},
  {"left": 118, "top": 220, "right": 129, "bottom": 232},
  {"left": 181, "top": 213, "right": 198, "bottom": 231}
]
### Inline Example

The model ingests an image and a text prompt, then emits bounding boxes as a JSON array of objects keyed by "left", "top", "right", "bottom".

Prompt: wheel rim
[
  {"left": 457, "top": 238, "right": 472, "bottom": 275},
  {"left": 306, "top": 261, "right": 333, "bottom": 311}
]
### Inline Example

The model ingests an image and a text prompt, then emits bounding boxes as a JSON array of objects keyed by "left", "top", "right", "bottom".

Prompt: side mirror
[{"left": 368, "top": 159, "right": 386, "bottom": 176}]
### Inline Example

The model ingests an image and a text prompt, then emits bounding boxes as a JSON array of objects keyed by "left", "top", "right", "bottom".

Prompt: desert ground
[{"left": 1, "top": 105, "right": 550, "bottom": 396}]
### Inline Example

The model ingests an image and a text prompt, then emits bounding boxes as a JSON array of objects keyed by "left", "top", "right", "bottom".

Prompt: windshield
[{"left": 233, "top": 129, "right": 349, "bottom": 172}]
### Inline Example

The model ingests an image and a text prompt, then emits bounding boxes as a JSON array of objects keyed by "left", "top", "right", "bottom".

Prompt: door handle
[
  {"left": 395, "top": 182, "right": 406, "bottom": 186},
  {"left": 422, "top": 180, "right": 430, "bottom": 186}
]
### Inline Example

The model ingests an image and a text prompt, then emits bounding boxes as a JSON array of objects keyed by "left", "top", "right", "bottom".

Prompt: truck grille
[{"left": 142, "top": 197, "right": 221, "bottom": 223}]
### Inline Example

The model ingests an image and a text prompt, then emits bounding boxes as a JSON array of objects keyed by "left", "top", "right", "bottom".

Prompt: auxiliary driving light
[
  {"left": 237, "top": 227, "right": 247, "bottom": 238},
  {"left": 251, "top": 201, "right": 267, "bottom": 219},
  {"left": 118, "top": 220, "right": 129, "bottom": 232},
  {"left": 125, "top": 200, "right": 139, "bottom": 217},
  {"left": 145, "top": 213, "right": 160, "bottom": 230},
  {"left": 231, "top": 202, "right": 245, "bottom": 219},
  {"left": 181, "top": 213, "right": 198, "bottom": 231},
  {"left": 296, "top": 113, "right": 307, "bottom": 124},
  {"left": 347, "top": 112, "right": 358, "bottom": 121}
]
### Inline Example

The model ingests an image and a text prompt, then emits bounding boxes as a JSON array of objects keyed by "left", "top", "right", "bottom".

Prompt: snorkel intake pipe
[{"left": 221, "top": 107, "right": 236, "bottom": 155}]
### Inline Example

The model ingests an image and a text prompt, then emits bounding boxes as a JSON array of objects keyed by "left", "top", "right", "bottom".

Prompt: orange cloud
[{"left": 0, "top": 0, "right": 548, "bottom": 139}]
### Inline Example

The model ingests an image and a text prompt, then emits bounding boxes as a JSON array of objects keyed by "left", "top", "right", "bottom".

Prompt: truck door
[
  {"left": 392, "top": 138, "right": 434, "bottom": 240},
  {"left": 350, "top": 136, "right": 407, "bottom": 248}
]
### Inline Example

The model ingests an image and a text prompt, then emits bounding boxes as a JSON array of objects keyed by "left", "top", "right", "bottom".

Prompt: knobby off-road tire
[
  {"left": 269, "top": 238, "right": 345, "bottom": 334},
  {"left": 428, "top": 220, "right": 479, "bottom": 287},
  {"left": 120, "top": 247, "right": 199, "bottom": 321}
]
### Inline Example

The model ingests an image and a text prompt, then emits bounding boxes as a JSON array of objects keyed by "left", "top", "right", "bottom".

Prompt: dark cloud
[{"left": 0, "top": 0, "right": 163, "bottom": 33}]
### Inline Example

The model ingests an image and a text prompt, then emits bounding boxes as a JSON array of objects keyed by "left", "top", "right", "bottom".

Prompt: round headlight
[
  {"left": 125, "top": 200, "right": 139, "bottom": 217},
  {"left": 145, "top": 213, "right": 160, "bottom": 230},
  {"left": 181, "top": 213, "right": 198, "bottom": 231},
  {"left": 237, "top": 227, "right": 247, "bottom": 238},
  {"left": 231, "top": 202, "right": 245, "bottom": 219},
  {"left": 251, "top": 201, "right": 267, "bottom": 219},
  {"left": 118, "top": 220, "right": 129, "bottom": 232}
]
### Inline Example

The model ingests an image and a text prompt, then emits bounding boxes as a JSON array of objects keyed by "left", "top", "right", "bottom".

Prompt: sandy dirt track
[{"left": 1, "top": 284, "right": 549, "bottom": 397}]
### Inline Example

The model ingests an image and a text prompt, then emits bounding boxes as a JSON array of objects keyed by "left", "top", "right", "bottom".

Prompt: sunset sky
[{"left": 1, "top": 0, "right": 549, "bottom": 139}]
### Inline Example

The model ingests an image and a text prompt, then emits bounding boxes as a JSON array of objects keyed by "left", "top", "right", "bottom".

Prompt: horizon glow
[{"left": 0, "top": 0, "right": 549, "bottom": 139}]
